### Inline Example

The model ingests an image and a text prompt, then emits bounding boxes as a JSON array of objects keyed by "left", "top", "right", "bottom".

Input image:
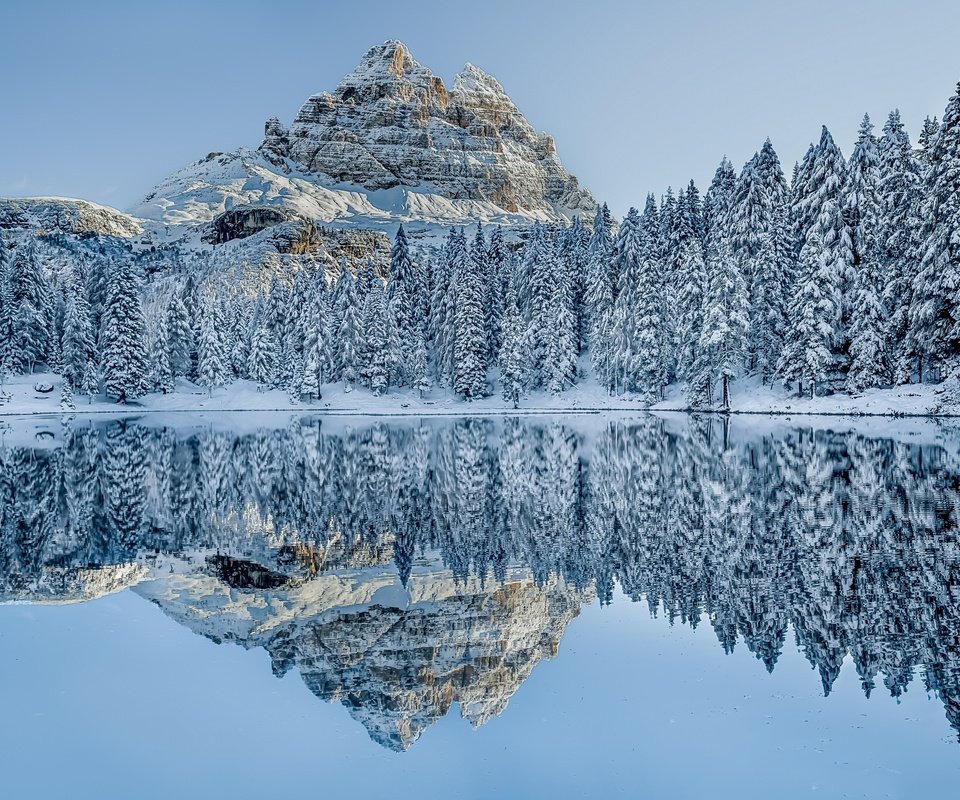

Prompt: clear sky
[{"left": 2, "top": 0, "right": 959, "bottom": 218}]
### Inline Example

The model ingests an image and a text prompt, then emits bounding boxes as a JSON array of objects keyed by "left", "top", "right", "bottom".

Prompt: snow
[
  {"left": 0, "top": 371, "right": 956, "bottom": 421},
  {"left": 130, "top": 147, "right": 566, "bottom": 242}
]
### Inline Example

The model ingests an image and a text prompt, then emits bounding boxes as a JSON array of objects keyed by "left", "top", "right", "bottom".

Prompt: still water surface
[{"left": 1, "top": 415, "right": 959, "bottom": 798}]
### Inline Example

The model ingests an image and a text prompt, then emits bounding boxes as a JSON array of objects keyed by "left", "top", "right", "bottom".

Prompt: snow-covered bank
[{"left": 0, "top": 372, "right": 957, "bottom": 420}]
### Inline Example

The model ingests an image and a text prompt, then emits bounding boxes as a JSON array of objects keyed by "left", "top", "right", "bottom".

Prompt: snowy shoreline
[{"left": 0, "top": 373, "right": 956, "bottom": 420}]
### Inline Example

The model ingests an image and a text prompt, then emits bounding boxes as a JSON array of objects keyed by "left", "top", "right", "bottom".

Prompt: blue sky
[{"left": 1, "top": 0, "right": 958, "bottom": 217}]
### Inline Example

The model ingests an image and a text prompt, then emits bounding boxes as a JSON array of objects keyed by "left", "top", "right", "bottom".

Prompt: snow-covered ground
[{"left": 0, "top": 372, "right": 956, "bottom": 420}]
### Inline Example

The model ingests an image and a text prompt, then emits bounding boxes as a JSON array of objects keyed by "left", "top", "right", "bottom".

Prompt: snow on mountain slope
[
  {"left": 0, "top": 196, "right": 144, "bottom": 238},
  {"left": 133, "top": 40, "right": 595, "bottom": 240},
  {"left": 132, "top": 147, "right": 565, "bottom": 238}
]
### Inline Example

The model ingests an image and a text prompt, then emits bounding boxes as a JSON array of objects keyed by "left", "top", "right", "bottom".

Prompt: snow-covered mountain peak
[{"left": 128, "top": 39, "right": 596, "bottom": 250}]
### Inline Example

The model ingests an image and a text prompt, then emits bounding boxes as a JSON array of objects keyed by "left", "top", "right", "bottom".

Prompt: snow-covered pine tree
[
  {"left": 518, "top": 223, "right": 555, "bottom": 388},
  {"left": 150, "top": 309, "right": 175, "bottom": 394},
  {"left": 703, "top": 157, "right": 737, "bottom": 247},
  {"left": 751, "top": 216, "right": 793, "bottom": 383},
  {"left": 301, "top": 278, "right": 330, "bottom": 400},
  {"left": 499, "top": 265, "right": 526, "bottom": 408},
  {"left": 487, "top": 225, "right": 508, "bottom": 355},
  {"left": 878, "top": 110, "right": 923, "bottom": 384},
  {"left": 583, "top": 204, "right": 614, "bottom": 354},
  {"left": 697, "top": 237, "right": 750, "bottom": 408},
  {"left": 454, "top": 228, "right": 487, "bottom": 399},
  {"left": 0, "top": 242, "right": 15, "bottom": 374},
  {"left": 412, "top": 326, "right": 430, "bottom": 399},
  {"left": 468, "top": 223, "right": 492, "bottom": 362},
  {"left": 431, "top": 230, "right": 461, "bottom": 387},
  {"left": 844, "top": 115, "right": 881, "bottom": 288},
  {"left": 362, "top": 281, "right": 390, "bottom": 396},
  {"left": 336, "top": 267, "right": 362, "bottom": 391},
  {"left": 81, "top": 358, "right": 99, "bottom": 403},
  {"left": 11, "top": 240, "right": 51, "bottom": 373},
  {"left": 847, "top": 243, "right": 889, "bottom": 391},
  {"left": 674, "top": 215, "right": 709, "bottom": 405},
  {"left": 61, "top": 270, "right": 95, "bottom": 389},
  {"left": 386, "top": 224, "right": 418, "bottom": 384},
  {"left": 608, "top": 206, "right": 666, "bottom": 400},
  {"left": 100, "top": 257, "right": 148, "bottom": 403},
  {"left": 59, "top": 377, "right": 75, "bottom": 413},
  {"left": 789, "top": 143, "right": 819, "bottom": 257},
  {"left": 909, "top": 83, "right": 960, "bottom": 381},
  {"left": 247, "top": 320, "right": 278, "bottom": 389},
  {"left": 777, "top": 231, "right": 835, "bottom": 397},
  {"left": 809, "top": 127, "right": 851, "bottom": 360},
  {"left": 287, "top": 350, "right": 304, "bottom": 402},
  {"left": 727, "top": 140, "right": 791, "bottom": 379},
  {"left": 196, "top": 293, "right": 227, "bottom": 396},
  {"left": 228, "top": 296, "right": 251, "bottom": 379},
  {"left": 165, "top": 288, "right": 193, "bottom": 380},
  {"left": 547, "top": 242, "right": 578, "bottom": 395},
  {"left": 562, "top": 217, "right": 590, "bottom": 351}
]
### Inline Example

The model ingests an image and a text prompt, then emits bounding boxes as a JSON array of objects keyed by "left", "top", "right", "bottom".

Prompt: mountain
[{"left": 132, "top": 40, "right": 595, "bottom": 241}]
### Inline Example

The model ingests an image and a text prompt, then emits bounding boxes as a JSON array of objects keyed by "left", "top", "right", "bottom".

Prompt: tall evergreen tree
[
  {"left": 697, "top": 239, "right": 750, "bottom": 408},
  {"left": 100, "top": 258, "right": 148, "bottom": 403},
  {"left": 61, "top": 271, "right": 95, "bottom": 389},
  {"left": 499, "top": 266, "right": 526, "bottom": 408},
  {"left": 454, "top": 228, "right": 487, "bottom": 399},
  {"left": 909, "top": 83, "right": 960, "bottom": 379},
  {"left": 10, "top": 240, "right": 51, "bottom": 373},
  {"left": 196, "top": 294, "right": 227, "bottom": 395},
  {"left": 778, "top": 232, "right": 835, "bottom": 397},
  {"left": 362, "top": 282, "right": 390, "bottom": 395},
  {"left": 877, "top": 110, "right": 923, "bottom": 383}
]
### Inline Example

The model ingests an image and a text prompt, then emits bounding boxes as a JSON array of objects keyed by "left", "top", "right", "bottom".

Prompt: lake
[{"left": 1, "top": 413, "right": 959, "bottom": 799}]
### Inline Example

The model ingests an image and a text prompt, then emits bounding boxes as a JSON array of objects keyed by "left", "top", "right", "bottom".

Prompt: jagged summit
[
  {"left": 128, "top": 40, "right": 595, "bottom": 242},
  {"left": 255, "top": 39, "right": 594, "bottom": 216}
]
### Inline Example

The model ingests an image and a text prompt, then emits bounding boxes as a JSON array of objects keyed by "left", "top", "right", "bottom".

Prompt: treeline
[{"left": 1, "top": 82, "right": 959, "bottom": 407}]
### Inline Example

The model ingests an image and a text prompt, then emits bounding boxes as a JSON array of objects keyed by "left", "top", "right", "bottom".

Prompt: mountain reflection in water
[{"left": 1, "top": 415, "right": 959, "bottom": 750}]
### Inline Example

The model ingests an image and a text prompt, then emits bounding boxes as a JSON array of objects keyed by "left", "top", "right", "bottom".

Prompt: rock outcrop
[
  {"left": 0, "top": 197, "right": 143, "bottom": 238},
  {"left": 260, "top": 41, "right": 595, "bottom": 218}
]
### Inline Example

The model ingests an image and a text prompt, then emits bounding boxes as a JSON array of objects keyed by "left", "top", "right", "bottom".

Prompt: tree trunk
[{"left": 721, "top": 375, "right": 730, "bottom": 410}]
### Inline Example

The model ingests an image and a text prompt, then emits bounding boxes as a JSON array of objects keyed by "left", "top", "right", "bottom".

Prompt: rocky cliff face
[{"left": 261, "top": 41, "right": 595, "bottom": 218}]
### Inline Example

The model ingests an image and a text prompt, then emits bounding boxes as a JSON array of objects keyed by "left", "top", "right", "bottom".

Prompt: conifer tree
[
  {"left": 196, "top": 294, "right": 226, "bottom": 396},
  {"left": 778, "top": 232, "right": 835, "bottom": 397},
  {"left": 362, "top": 282, "right": 389, "bottom": 395},
  {"left": 499, "top": 267, "right": 526, "bottom": 409},
  {"left": 909, "top": 83, "right": 960, "bottom": 380},
  {"left": 412, "top": 327, "right": 430, "bottom": 399},
  {"left": 11, "top": 240, "right": 51, "bottom": 373},
  {"left": 81, "top": 359, "right": 99, "bottom": 403},
  {"left": 878, "top": 110, "right": 923, "bottom": 383},
  {"left": 100, "top": 258, "right": 148, "bottom": 403},
  {"left": 697, "top": 239, "right": 750, "bottom": 408},
  {"left": 165, "top": 289, "right": 193, "bottom": 379},
  {"left": 336, "top": 268, "right": 362, "bottom": 391},
  {"left": 454, "top": 228, "right": 487, "bottom": 399},
  {"left": 608, "top": 208, "right": 665, "bottom": 400},
  {"left": 247, "top": 320, "right": 278, "bottom": 388},
  {"left": 61, "top": 271, "right": 95, "bottom": 389},
  {"left": 583, "top": 205, "right": 614, "bottom": 351},
  {"left": 149, "top": 310, "right": 175, "bottom": 394},
  {"left": 487, "top": 225, "right": 508, "bottom": 354}
]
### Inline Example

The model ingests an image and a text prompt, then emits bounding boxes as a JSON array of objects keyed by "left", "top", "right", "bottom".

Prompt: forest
[{"left": 1, "top": 83, "right": 959, "bottom": 409}]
